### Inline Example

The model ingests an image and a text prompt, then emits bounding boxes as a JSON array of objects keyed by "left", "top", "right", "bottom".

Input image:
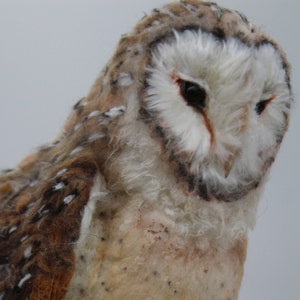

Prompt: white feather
[{"left": 77, "top": 175, "right": 107, "bottom": 245}]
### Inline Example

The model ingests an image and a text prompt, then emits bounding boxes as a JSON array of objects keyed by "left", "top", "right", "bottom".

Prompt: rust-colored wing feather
[
  {"left": 0, "top": 98, "right": 124, "bottom": 299},
  {"left": 0, "top": 159, "right": 96, "bottom": 299}
]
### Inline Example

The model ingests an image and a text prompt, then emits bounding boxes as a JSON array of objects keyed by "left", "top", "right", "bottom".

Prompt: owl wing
[{"left": 0, "top": 102, "right": 125, "bottom": 299}]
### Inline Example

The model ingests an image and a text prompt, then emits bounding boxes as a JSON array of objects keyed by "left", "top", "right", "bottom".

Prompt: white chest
[{"left": 66, "top": 191, "right": 249, "bottom": 300}]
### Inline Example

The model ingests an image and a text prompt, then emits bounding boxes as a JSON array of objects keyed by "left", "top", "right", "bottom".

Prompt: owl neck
[
  {"left": 67, "top": 172, "right": 252, "bottom": 299},
  {"left": 102, "top": 116, "right": 263, "bottom": 247}
]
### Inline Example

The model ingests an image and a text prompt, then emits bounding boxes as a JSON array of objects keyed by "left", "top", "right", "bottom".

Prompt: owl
[{"left": 0, "top": 0, "right": 292, "bottom": 299}]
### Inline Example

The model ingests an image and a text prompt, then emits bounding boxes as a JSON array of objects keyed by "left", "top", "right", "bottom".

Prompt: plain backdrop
[{"left": 0, "top": 1, "right": 299, "bottom": 299}]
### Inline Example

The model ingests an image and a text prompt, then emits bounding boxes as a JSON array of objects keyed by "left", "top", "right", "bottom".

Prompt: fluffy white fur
[
  {"left": 115, "top": 118, "right": 262, "bottom": 244},
  {"left": 146, "top": 30, "right": 290, "bottom": 191}
]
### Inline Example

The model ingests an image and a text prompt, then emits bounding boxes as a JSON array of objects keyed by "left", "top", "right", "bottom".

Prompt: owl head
[{"left": 84, "top": 0, "right": 292, "bottom": 202}]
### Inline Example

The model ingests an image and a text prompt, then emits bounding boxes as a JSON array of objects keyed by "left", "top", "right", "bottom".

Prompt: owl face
[
  {"left": 83, "top": 0, "right": 292, "bottom": 202},
  {"left": 144, "top": 29, "right": 291, "bottom": 201}
]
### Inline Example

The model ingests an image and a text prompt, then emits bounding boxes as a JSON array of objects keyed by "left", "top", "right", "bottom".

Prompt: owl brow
[
  {"left": 255, "top": 39, "right": 291, "bottom": 86},
  {"left": 147, "top": 33, "right": 174, "bottom": 51},
  {"left": 148, "top": 26, "right": 228, "bottom": 54}
]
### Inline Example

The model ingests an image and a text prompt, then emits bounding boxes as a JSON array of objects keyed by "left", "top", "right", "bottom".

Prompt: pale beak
[
  {"left": 222, "top": 108, "right": 248, "bottom": 178},
  {"left": 223, "top": 147, "right": 239, "bottom": 178}
]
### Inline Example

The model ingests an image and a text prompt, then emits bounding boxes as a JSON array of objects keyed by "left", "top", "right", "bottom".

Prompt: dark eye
[
  {"left": 255, "top": 95, "right": 275, "bottom": 115},
  {"left": 177, "top": 79, "right": 206, "bottom": 110}
]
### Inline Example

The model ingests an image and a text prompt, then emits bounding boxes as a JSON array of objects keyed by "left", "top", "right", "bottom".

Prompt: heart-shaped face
[{"left": 146, "top": 29, "right": 291, "bottom": 201}]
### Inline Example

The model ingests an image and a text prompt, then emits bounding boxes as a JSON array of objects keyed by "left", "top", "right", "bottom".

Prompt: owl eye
[
  {"left": 255, "top": 95, "right": 275, "bottom": 115},
  {"left": 177, "top": 79, "right": 206, "bottom": 110}
]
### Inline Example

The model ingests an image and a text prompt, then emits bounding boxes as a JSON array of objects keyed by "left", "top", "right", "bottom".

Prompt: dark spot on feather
[
  {"left": 79, "top": 288, "right": 85, "bottom": 296},
  {"left": 98, "top": 211, "right": 107, "bottom": 218},
  {"left": 197, "top": 182, "right": 209, "bottom": 201},
  {"left": 211, "top": 28, "right": 225, "bottom": 40},
  {"left": 155, "top": 125, "right": 166, "bottom": 140},
  {"left": 110, "top": 78, "right": 118, "bottom": 86},
  {"left": 73, "top": 98, "right": 84, "bottom": 110},
  {"left": 181, "top": 1, "right": 197, "bottom": 11},
  {"left": 177, "top": 162, "right": 194, "bottom": 191},
  {"left": 73, "top": 98, "right": 85, "bottom": 115},
  {"left": 236, "top": 11, "right": 249, "bottom": 24},
  {"left": 276, "top": 134, "right": 284, "bottom": 144},
  {"left": 115, "top": 48, "right": 128, "bottom": 59},
  {"left": 45, "top": 181, "right": 67, "bottom": 198},
  {"left": 80, "top": 255, "right": 85, "bottom": 261},
  {"left": 177, "top": 24, "right": 200, "bottom": 33},
  {"left": 51, "top": 154, "right": 60, "bottom": 164},
  {"left": 116, "top": 61, "right": 124, "bottom": 69},
  {"left": 31, "top": 203, "right": 53, "bottom": 223}
]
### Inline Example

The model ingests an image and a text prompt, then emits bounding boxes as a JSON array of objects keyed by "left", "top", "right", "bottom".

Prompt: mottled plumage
[{"left": 0, "top": 1, "right": 292, "bottom": 299}]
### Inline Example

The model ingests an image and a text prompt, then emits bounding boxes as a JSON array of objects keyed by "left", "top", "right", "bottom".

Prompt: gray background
[{"left": 0, "top": 1, "right": 299, "bottom": 299}]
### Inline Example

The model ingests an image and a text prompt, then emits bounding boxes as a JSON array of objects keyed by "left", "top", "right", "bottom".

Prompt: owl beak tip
[
  {"left": 224, "top": 164, "right": 233, "bottom": 178},
  {"left": 223, "top": 148, "right": 238, "bottom": 178}
]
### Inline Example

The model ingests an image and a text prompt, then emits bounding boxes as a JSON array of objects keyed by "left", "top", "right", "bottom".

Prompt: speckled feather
[{"left": 0, "top": 1, "right": 292, "bottom": 299}]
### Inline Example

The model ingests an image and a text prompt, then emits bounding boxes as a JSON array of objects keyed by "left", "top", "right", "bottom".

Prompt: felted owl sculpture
[{"left": 0, "top": 0, "right": 292, "bottom": 299}]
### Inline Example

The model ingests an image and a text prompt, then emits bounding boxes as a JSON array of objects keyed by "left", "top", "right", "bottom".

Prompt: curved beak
[
  {"left": 222, "top": 107, "right": 248, "bottom": 178},
  {"left": 223, "top": 147, "right": 239, "bottom": 178}
]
